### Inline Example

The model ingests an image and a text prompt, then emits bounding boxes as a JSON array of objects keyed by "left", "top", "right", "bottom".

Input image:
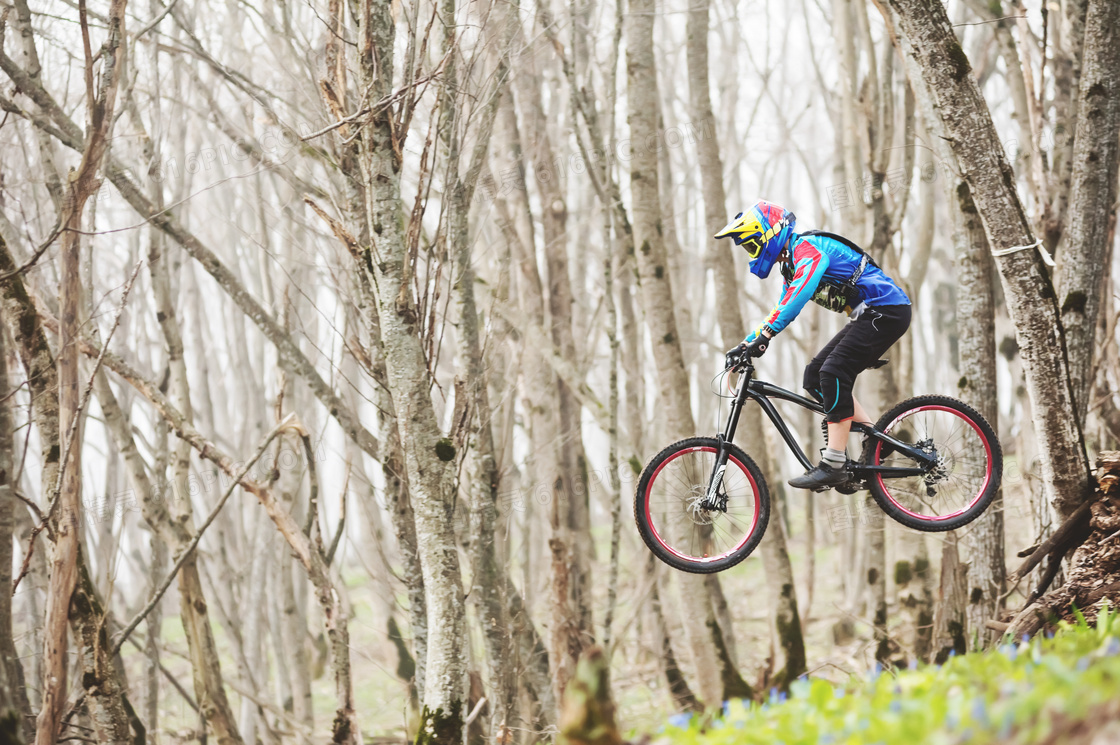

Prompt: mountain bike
[{"left": 635, "top": 358, "right": 1002, "bottom": 574}]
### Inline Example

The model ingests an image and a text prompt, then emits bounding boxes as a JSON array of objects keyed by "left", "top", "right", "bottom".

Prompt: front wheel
[
  {"left": 866, "top": 395, "right": 1002, "bottom": 532},
  {"left": 635, "top": 437, "right": 770, "bottom": 573}
]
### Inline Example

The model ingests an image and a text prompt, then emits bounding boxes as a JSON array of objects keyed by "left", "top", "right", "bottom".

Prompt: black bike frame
[{"left": 709, "top": 363, "right": 934, "bottom": 488}]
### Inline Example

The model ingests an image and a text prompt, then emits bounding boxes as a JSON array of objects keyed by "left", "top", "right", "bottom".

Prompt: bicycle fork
[{"left": 704, "top": 367, "right": 752, "bottom": 509}]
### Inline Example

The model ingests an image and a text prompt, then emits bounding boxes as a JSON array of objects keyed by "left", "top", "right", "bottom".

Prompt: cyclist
[{"left": 714, "top": 201, "right": 911, "bottom": 490}]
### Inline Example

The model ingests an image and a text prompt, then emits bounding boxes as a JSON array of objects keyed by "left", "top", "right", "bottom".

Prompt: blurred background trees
[{"left": 0, "top": 0, "right": 1117, "bottom": 742}]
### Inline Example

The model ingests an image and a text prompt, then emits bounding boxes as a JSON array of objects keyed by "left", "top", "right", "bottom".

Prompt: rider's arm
[{"left": 745, "top": 245, "right": 830, "bottom": 342}]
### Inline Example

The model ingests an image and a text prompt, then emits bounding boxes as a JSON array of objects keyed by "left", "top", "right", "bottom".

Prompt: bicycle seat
[{"left": 869, "top": 359, "right": 889, "bottom": 369}]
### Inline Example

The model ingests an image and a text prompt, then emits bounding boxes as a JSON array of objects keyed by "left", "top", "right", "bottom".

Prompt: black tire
[
  {"left": 865, "top": 395, "right": 1002, "bottom": 532},
  {"left": 634, "top": 437, "right": 771, "bottom": 573}
]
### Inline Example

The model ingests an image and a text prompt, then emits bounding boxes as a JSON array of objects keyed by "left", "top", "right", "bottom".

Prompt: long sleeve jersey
[{"left": 746, "top": 233, "right": 910, "bottom": 343}]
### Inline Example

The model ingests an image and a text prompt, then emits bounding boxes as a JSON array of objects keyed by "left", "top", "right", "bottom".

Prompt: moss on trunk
[
  {"left": 707, "top": 618, "right": 753, "bottom": 700},
  {"left": 557, "top": 647, "right": 622, "bottom": 745},
  {"left": 771, "top": 585, "right": 807, "bottom": 691},
  {"left": 0, "top": 710, "right": 20, "bottom": 745},
  {"left": 415, "top": 703, "right": 464, "bottom": 745}
]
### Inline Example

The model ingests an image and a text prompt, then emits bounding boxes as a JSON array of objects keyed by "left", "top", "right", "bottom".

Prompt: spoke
[{"left": 644, "top": 448, "right": 761, "bottom": 559}]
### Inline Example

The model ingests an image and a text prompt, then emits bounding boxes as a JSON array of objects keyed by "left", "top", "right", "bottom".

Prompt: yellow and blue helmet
[{"left": 714, "top": 201, "right": 796, "bottom": 279}]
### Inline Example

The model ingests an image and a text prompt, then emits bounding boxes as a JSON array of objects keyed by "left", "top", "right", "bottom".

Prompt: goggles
[{"left": 736, "top": 219, "right": 785, "bottom": 258}]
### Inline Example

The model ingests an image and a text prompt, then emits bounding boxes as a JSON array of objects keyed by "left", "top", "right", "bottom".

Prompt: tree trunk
[
  {"left": 0, "top": 313, "right": 28, "bottom": 736},
  {"left": 833, "top": 0, "right": 867, "bottom": 243},
  {"left": 1047, "top": 0, "right": 1090, "bottom": 248},
  {"left": 627, "top": 0, "right": 726, "bottom": 707},
  {"left": 37, "top": 90, "right": 89, "bottom": 745},
  {"left": 1056, "top": 0, "right": 1120, "bottom": 423},
  {"left": 515, "top": 19, "right": 595, "bottom": 699},
  {"left": 686, "top": 0, "right": 805, "bottom": 690},
  {"left": 930, "top": 533, "right": 968, "bottom": 663},
  {"left": 890, "top": 5, "right": 1006, "bottom": 656},
  {"left": 360, "top": 281, "right": 428, "bottom": 703},
  {"left": 954, "top": 183, "right": 1006, "bottom": 648},
  {"left": 887, "top": 0, "right": 1091, "bottom": 519},
  {"left": 149, "top": 149, "right": 246, "bottom": 745},
  {"left": 442, "top": 14, "right": 515, "bottom": 730},
  {"left": 649, "top": 562, "right": 701, "bottom": 713},
  {"left": 0, "top": 235, "right": 136, "bottom": 745},
  {"left": 866, "top": 506, "right": 890, "bottom": 665},
  {"left": 356, "top": 2, "right": 466, "bottom": 740}
]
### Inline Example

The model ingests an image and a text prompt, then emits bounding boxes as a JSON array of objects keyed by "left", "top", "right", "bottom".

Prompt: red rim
[
  {"left": 643, "top": 446, "right": 761, "bottom": 564},
  {"left": 874, "top": 405, "right": 993, "bottom": 522}
]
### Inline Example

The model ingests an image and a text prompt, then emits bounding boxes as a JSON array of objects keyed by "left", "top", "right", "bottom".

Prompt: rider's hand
[
  {"left": 745, "top": 334, "right": 770, "bottom": 358},
  {"left": 725, "top": 343, "right": 747, "bottom": 370}
]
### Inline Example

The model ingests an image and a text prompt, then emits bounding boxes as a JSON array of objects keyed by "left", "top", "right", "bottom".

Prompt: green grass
[{"left": 655, "top": 604, "right": 1120, "bottom": 745}]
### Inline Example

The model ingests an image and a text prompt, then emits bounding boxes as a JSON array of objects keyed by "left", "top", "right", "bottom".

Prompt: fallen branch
[
  {"left": 1010, "top": 500, "right": 1093, "bottom": 581},
  {"left": 1007, "top": 452, "right": 1120, "bottom": 638}
]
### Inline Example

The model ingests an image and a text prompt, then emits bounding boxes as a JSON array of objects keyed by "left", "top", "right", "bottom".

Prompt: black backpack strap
[
  {"left": 799, "top": 230, "right": 879, "bottom": 290},
  {"left": 800, "top": 230, "right": 880, "bottom": 270}
]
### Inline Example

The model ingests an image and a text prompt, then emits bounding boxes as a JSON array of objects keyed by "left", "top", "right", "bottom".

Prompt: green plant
[{"left": 658, "top": 605, "right": 1120, "bottom": 745}]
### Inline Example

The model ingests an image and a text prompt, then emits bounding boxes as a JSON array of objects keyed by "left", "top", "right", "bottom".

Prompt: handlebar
[{"left": 725, "top": 358, "right": 756, "bottom": 376}]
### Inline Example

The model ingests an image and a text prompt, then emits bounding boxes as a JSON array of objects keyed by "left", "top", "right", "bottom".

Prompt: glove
[
  {"left": 745, "top": 334, "right": 770, "bottom": 358},
  {"left": 724, "top": 343, "right": 747, "bottom": 370}
]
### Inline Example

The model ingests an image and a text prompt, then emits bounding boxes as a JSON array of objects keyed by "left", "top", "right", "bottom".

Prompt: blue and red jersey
[{"left": 746, "top": 233, "right": 910, "bottom": 343}]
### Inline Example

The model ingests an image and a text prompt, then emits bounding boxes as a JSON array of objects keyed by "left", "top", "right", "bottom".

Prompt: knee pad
[
  {"left": 803, "top": 364, "right": 824, "bottom": 403},
  {"left": 819, "top": 367, "right": 855, "bottom": 422}
]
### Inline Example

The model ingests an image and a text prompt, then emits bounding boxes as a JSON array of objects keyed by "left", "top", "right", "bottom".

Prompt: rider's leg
[
  {"left": 788, "top": 365, "right": 856, "bottom": 489},
  {"left": 790, "top": 307, "right": 912, "bottom": 490},
  {"left": 852, "top": 396, "right": 873, "bottom": 425},
  {"left": 827, "top": 396, "right": 873, "bottom": 451},
  {"left": 826, "top": 418, "right": 854, "bottom": 453},
  {"left": 803, "top": 324, "right": 851, "bottom": 403}
]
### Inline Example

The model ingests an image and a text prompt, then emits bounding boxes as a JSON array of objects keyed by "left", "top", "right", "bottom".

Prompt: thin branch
[
  {"left": 325, "top": 459, "right": 349, "bottom": 566},
  {"left": 12, "top": 261, "right": 142, "bottom": 595},
  {"left": 45, "top": 261, "right": 143, "bottom": 522},
  {"left": 300, "top": 64, "right": 449, "bottom": 142},
  {"left": 0, "top": 222, "right": 63, "bottom": 281},
  {"left": 13, "top": 490, "right": 45, "bottom": 525},
  {"left": 130, "top": 0, "right": 178, "bottom": 40},
  {"left": 952, "top": 14, "right": 1026, "bottom": 27},
  {"left": 109, "top": 414, "right": 295, "bottom": 658}
]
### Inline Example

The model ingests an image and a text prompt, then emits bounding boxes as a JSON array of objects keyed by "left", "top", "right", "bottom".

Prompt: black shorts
[{"left": 803, "top": 304, "right": 912, "bottom": 422}]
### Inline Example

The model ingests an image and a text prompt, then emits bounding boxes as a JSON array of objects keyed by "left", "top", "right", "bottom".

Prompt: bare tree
[
  {"left": 351, "top": 2, "right": 467, "bottom": 740},
  {"left": 1056, "top": 0, "right": 1120, "bottom": 423},
  {"left": 888, "top": 0, "right": 1091, "bottom": 521}
]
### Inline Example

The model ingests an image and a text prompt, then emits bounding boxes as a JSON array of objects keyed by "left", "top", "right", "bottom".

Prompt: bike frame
[{"left": 707, "top": 362, "right": 935, "bottom": 497}]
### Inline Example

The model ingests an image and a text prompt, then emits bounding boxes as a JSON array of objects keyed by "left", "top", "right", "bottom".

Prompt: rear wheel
[
  {"left": 634, "top": 437, "right": 770, "bottom": 573},
  {"left": 866, "top": 395, "right": 1002, "bottom": 532}
]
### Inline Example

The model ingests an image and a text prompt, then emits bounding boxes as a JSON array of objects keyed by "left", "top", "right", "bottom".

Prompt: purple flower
[
  {"left": 971, "top": 698, "right": 988, "bottom": 725},
  {"left": 667, "top": 713, "right": 692, "bottom": 729}
]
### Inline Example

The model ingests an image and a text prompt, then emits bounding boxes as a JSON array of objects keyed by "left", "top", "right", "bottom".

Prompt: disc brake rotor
[
  {"left": 918, "top": 437, "right": 951, "bottom": 496},
  {"left": 686, "top": 486, "right": 716, "bottom": 525}
]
